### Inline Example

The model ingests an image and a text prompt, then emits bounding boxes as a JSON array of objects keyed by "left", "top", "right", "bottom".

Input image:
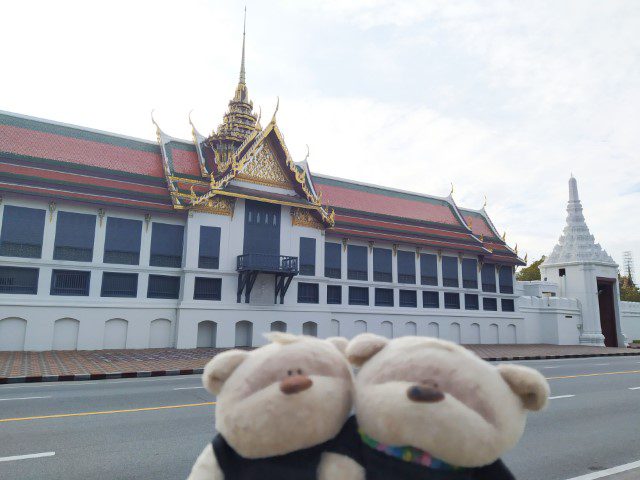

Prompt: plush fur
[
  {"left": 347, "top": 334, "right": 550, "bottom": 469},
  {"left": 187, "top": 333, "right": 364, "bottom": 480}
]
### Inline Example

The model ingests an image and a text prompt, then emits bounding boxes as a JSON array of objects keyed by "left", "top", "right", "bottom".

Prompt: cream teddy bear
[
  {"left": 187, "top": 333, "right": 365, "bottom": 480},
  {"left": 346, "top": 334, "right": 550, "bottom": 480}
]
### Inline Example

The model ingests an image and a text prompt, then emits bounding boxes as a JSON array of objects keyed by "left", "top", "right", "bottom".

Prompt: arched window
[
  {"left": 404, "top": 321, "right": 417, "bottom": 336},
  {"left": 197, "top": 321, "right": 217, "bottom": 348},
  {"left": 0, "top": 317, "right": 27, "bottom": 351},
  {"left": 235, "top": 321, "right": 253, "bottom": 347},
  {"left": 303, "top": 321, "right": 318, "bottom": 337},
  {"left": 149, "top": 319, "right": 172, "bottom": 348},
  {"left": 354, "top": 320, "right": 367, "bottom": 334},
  {"left": 450, "top": 322, "right": 461, "bottom": 344},
  {"left": 270, "top": 321, "right": 287, "bottom": 333},
  {"left": 331, "top": 319, "right": 340, "bottom": 336},
  {"left": 53, "top": 318, "right": 80, "bottom": 350},
  {"left": 381, "top": 321, "right": 393, "bottom": 339},
  {"left": 488, "top": 323, "right": 499, "bottom": 343},
  {"left": 104, "top": 319, "right": 128, "bottom": 349},
  {"left": 469, "top": 323, "right": 481, "bottom": 344},
  {"left": 506, "top": 324, "right": 517, "bottom": 344},
  {"left": 427, "top": 322, "right": 439, "bottom": 338}
]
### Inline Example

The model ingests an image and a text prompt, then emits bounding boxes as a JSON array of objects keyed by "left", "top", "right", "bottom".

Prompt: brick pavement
[{"left": 1, "top": 344, "right": 638, "bottom": 383}]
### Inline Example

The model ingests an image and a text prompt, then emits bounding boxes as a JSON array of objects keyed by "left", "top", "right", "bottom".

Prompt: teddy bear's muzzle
[
  {"left": 280, "top": 375, "right": 313, "bottom": 395},
  {"left": 407, "top": 384, "right": 445, "bottom": 403}
]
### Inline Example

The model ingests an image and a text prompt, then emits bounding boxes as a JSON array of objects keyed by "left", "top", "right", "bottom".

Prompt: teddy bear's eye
[
  {"left": 287, "top": 370, "right": 293, "bottom": 376},
  {"left": 297, "top": 369, "right": 303, "bottom": 375}
]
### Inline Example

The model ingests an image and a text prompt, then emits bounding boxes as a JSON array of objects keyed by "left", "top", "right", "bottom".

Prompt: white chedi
[{"left": 545, "top": 176, "right": 615, "bottom": 265}]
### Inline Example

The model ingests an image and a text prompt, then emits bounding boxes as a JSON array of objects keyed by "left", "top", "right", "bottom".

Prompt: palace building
[{"left": 0, "top": 28, "right": 637, "bottom": 351}]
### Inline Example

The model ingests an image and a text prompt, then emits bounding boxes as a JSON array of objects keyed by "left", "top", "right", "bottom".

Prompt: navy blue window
[
  {"left": 373, "top": 248, "right": 392, "bottom": 282},
  {"left": 399, "top": 290, "right": 417, "bottom": 307},
  {"left": 481, "top": 264, "right": 496, "bottom": 292},
  {"left": 0, "top": 206, "right": 46, "bottom": 258},
  {"left": 50, "top": 269, "right": 90, "bottom": 296},
  {"left": 199, "top": 226, "right": 221, "bottom": 269},
  {"left": 375, "top": 288, "right": 394, "bottom": 306},
  {"left": 349, "top": 286, "right": 369, "bottom": 305},
  {"left": 420, "top": 254, "right": 438, "bottom": 286},
  {"left": 347, "top": 245, "right": 368, "bottom": 281},
  {"left": 444, "top": 292, "right": 460, "bottom": 309},
  {"left": 442, "top": 257, "right": 459, "bottom": 287},
  {"left": 0, "top": 266, "right": 39, "bottom": 294},
  {"left": 397, "top": 251, "right": 416, "bottom": 284},
  {"left": 324, "top": 242, "right": 341, "bottom": 279},
  {"left": 483, "top": 297, "right": 498, "bottom": 311},
  {"left": 54, "top": 211, "right": 96, "bottom": 262},
  {"left": 327, "top": 285, "right": 342, "bottom": 304},
  {"left": 297, "top": 282, "right": 319, "bottom": 303},
  {"left": 101, "top": 272, "right": 138, "bottom": 298},
  {"left": 465, "top": 293, "right": 479, "bottom": 310},
  {"left": 423, "top": 291, "right": 439, "bottom": 308},
  {"left": 462, "top": 259, "right": 478, "bottom": 289},
  {"left": 194, "top": 277, "right": 222, "bottom": 300},
  {"left": 147, "top": 274, "right": 180, "bottom": 299},
  {"left": 299, "top": 238, "right": 316, "bottom": 276},
  {"left": 150, "top": 223, "right": 184, "bottom": 268},
  {"left": 104, "top": 217, "right": 142, "bottom": 265},
  {"left": 501, "top": 298, "right": 515, "bottom": 312},
  {"left": 499, "top": 266, "right": 514, "bottom": 294}
]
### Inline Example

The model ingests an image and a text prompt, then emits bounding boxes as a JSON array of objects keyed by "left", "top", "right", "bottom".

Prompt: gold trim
[
  {"left": 190, "top": 196, "right": 236, "bottom": 217},
  {"left": 291, "top": 207, "right": 324, "bottom": 229}
]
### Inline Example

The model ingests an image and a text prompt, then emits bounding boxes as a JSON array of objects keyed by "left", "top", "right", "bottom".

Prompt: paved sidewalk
[{"left": 1, "top": 344, "right": 638, "bottom": 383}]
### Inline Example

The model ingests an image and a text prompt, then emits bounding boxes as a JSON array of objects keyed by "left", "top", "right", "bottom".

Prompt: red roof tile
[
  {"left": 169, "top": 146, "right": 200, "bottom": 177},
  {"left": 0, "top": 124, "right": 164, "bottom": 178}
]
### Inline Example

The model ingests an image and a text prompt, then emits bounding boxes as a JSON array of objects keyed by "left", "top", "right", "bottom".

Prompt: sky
[{"left": 1, "top": 0, "right": 639, "bottom": 273}]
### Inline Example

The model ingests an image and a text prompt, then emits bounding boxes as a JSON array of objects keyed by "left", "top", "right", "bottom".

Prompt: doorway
[
  {"left": 243, "top": 200, "right": 280, "bottom": 257},
  {"left": 597, "top": 278, "right": 618, "bottom": 347}
]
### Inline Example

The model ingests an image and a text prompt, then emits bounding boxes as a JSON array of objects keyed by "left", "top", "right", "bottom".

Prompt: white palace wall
[{"left": 621, "top": 301, "right": 640, "bottom": 343}]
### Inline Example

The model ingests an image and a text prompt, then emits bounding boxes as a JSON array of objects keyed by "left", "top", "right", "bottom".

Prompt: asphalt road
[{"left": 0, "top": 356, "right": 639, "bottom": 480}]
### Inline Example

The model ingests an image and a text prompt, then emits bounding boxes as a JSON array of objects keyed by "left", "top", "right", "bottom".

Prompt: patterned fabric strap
[{"left": 359, "top": 430, "right": 464, "bottom": 471}]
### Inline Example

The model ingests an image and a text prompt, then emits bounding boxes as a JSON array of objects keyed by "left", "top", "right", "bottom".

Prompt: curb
[
  {"left": 486, "top": 351, "right": 640, "bottom": 362},
  {"left": 0, "top": 368, "right": 204, "bottom": 385}
]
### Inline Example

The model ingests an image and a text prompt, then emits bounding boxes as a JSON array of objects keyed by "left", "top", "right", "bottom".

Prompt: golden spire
[
  {"left": 233, "top": 7, "right": 249, "bottom": 103},
  {"left": 239, "top": 6, "right": 246, "bottom": 85}
]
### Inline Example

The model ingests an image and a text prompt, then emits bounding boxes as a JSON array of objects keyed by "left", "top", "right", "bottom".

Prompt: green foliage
[
  {"left": 516, "top": 256, "right": 545, "bottom": 281},
  {"left": 619, "top": 273, "right": 640, "bottom": 302}
]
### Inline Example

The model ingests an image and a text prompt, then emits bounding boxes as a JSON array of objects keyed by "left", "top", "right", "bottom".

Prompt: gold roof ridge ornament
[
  {"left": 482, "top": 195, "right": 487, "bottom": 209},
  {"left": 449, "top": 182, "right": 454, "bottom": 196}
]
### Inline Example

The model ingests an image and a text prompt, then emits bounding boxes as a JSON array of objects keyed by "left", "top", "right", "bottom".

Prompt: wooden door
[
  {"left": 243, "top": 200, "right": 280, "bottom": 257},
  {"left": 597, "top": 279, "right": 618, "bottom": 347}
]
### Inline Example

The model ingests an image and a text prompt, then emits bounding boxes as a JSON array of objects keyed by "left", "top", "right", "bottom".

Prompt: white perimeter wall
[{"left": 621, "top": 301, "right": 640, "bottom": 343}]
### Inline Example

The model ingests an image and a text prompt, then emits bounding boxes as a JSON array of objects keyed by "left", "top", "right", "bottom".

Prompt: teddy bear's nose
[
  {"left": 280, "top": 375, "right": 313, "bottom": 395},
  {"left": 407, "top": 384, "right": 445, "bottom": 403}
]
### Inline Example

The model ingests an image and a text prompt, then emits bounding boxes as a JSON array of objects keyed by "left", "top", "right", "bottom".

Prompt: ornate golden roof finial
[
  {"left": 502, "top": 231, "right": 506, "bottom": 241},
  {"left": 239, "top": 6, "right": 247, "bottom": 85},
  {"left": 303, "top": 144, "right": 310, "bottom": 163},
  {"left": 449, "top": 182, "right": 454, "bottom": 196},
  {"left": 515, "top": 243, "right": 518, "bottom": 255},
  {"left": 271, "top": 96, "right": 280, "bottom": 123},
  {"left": 482, "top": 195, "right": 487, "bottom": 209}
]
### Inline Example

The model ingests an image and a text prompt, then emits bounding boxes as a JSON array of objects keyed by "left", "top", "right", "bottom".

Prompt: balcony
[{"left": 236, "top": 254, "right": 298, "bottom": 304}]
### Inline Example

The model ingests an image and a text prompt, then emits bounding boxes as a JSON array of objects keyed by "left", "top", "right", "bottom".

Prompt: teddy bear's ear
[
  {"left": 202, "top": 350, "right": 250, "bottom": 395},
  {"left": 346, "top": 333, "right": 389, "bottom": 367},
  {"left": 326, "top": 336, "right": 348, "bottom": 355},
  {"left": 497, "top": 364, "right": 550, "bottom": 411}
]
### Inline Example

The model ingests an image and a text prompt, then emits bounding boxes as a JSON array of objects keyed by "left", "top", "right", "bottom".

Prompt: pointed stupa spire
[
  {"left": 239, "top": 6, "right": 246, "bottom": 85},
  {"left": 544, "top": 176, "right": 616, "bottom": 266},
  {"left": 206, "top": 7, "right": 258, "bottom": 156}
]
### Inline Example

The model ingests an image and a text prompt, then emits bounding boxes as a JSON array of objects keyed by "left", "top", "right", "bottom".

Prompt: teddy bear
[
  {"left": 187, "top": 332, "right": 365, "bottom": 480},
  {"left": 345, "top": 334, "right": 550, "bottom": 480}
]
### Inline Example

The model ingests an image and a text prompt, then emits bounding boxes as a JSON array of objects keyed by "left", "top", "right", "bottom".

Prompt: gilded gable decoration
[
  {"left": 291, "top": 207, "right": 323, "bottom": 229},
  {"left": 237, "top": 145, "right": 291, "bottom": 189},
  {"left": 191, "top": 196, "right": 236, "bottom": 217}
]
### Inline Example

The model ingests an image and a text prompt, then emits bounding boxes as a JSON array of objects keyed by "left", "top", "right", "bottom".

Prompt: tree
[
  {"left": 619, "top": 272, "right": 640, "bottom": 302},
  {"left": 516, "top": 256, "right": 545, "bottom": 281}
]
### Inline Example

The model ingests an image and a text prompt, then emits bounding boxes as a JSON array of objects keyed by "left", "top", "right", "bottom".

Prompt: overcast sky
[{"left": 2, "top": 0, "right": 639, "bottom": 272}]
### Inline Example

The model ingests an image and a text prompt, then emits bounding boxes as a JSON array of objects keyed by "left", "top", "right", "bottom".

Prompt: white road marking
[
  {"left": 0, "top": 452, "right": 55, "bottom": 463},
  {"left": 543, "top": 366, "right": 561, "bottom": 369},
  {"left": 564, "top": 459, "right": 640, "bottom": 479},
  {"left": 549, "top": 395, "right": 575, "bottom": 400},
  {"left": 593, "top": 363, "right": 610, "bottom": 366},
  {"left": 173, "top": 386, "right": 204, "bottom": 391},
  {"left": 629, "top": 387, "right": 640, "bottom": 390},
  {"left": 0, "top": 375, "right": 198, "bottom": 390},
  {"left": 0, "top": 396, "right": 51, "bottom": 402}
]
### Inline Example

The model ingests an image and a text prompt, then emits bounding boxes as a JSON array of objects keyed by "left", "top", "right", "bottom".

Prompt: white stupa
[
  {"left": 545, "top": 175, "right": 616, "bottom": 266},
  {"left": 541, "top": 176, "right": 622, "bottom": 346}
]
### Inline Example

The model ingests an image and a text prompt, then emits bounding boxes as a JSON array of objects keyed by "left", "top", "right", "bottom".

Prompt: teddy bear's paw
[{"left": 317, "top": 452, "right": 365, "bottom": 480}]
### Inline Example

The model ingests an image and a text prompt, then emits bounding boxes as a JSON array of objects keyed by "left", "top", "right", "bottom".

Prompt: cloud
[{"left": 1, "top": 0, "right": 638, "bottom": 267}]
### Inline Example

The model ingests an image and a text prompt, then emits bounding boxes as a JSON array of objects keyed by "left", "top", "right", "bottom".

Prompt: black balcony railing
[{"left": 236, "top": 254, "right": 298, "bottom": 274}]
